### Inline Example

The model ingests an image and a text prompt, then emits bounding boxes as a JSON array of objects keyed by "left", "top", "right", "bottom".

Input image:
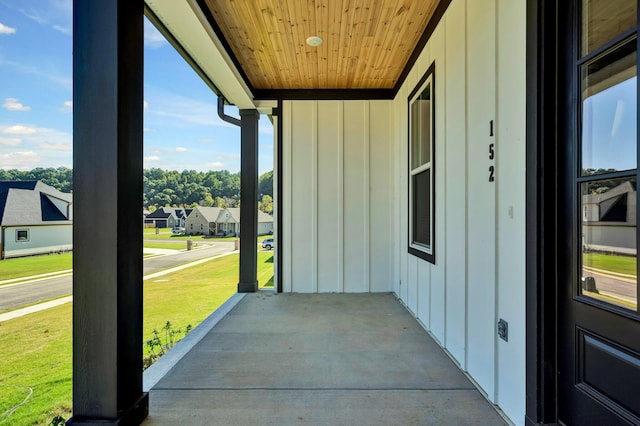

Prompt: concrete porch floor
[{"left": 143, "top": 292, "right": 507, "bottom": 425}]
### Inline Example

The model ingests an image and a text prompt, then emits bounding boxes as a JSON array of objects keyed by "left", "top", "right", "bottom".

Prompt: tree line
[{"left": 0, "top": 167, "right": 274, "bottom": 212}]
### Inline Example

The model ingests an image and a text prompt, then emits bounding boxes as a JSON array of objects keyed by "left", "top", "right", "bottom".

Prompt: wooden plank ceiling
[{"left": 200, "top": 0, "right": 440, "bottom": 90}]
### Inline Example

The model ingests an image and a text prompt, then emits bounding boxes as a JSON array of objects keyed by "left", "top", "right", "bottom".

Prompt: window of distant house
[
  {"left": 408, "top": 63, "right": 435, "bottom": 263},
  {"left": 16, "top": 229, "right": 29, "bottom": 242}
]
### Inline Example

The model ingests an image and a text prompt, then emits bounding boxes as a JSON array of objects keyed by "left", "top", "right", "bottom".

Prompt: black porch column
[
  {"left": 238, "top": 109, "right": 260, "bottom": 293},
  {"left": 69, "top": 0, "right": 147, "bottom": 424}
]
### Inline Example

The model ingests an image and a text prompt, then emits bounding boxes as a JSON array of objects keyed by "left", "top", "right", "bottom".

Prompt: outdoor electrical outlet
[{"left": 498, "top": 319, "right": 508, "bottom": 342}]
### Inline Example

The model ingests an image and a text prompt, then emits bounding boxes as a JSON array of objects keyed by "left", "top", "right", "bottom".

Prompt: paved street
[
  {"left": 583, "top": 269, "right": 637, "bottom": 306},
  {"left": 0, "top": 242, "right": 236, "bottom": 312}
]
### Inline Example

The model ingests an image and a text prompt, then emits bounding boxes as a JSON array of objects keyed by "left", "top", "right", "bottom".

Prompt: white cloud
[
  {"left": 3, "top": 125, "right": 36, "bottom": 135},
  {"left": 0, "top": 124, "right": 72, "bottom": 169},
  {"left": 3, "top": 98, "right": 31, "bottom": 111},
  {"left": 143, "top": 128, "right": 155, "bottom": 132},
  {"left": 176, "top": 147, "right": 188, "bottom": 152},
  {"left": 60, "top": 100, "right": 73, "bottom": 112},
  {"left": 52, "top": 24, "right": 71, "bottom": 35},
  {"left": 14, "top": 1, "right": 72, "bottom": 36},
  {"left": 39, "top": 142, "right": 71, "bottom": 152},
  {"left": 0, "top": 23, "right": 16, "bottom": 34},
  {"left": 209, "top": 161, "right": 225, "bottom": 169},
  {"left": 0, "top": 58, "right": 72, "bottom": 90},
  {"left": 0, "top": 137, "right": 21, "bottom": 146},
  {"left": 144, "top": 155, "right": 161, "bottom": 162},
  {"left": 0, "top": 151, "right": 41, "bottom": 170},
  {"left": 144, "top": 19, "right": 166, "bottom": 48},
  {"left": 144, "top": 100, "right": 149, "bottom": 110}
]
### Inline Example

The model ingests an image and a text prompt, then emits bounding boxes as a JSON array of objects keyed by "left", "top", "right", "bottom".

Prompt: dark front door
[{"left": 558, "top": 1, "right": 640, "bottom": 424}]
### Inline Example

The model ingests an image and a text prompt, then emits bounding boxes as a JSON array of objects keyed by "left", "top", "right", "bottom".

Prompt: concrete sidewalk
[{"left": 144, "top": 293, "right": 507, "bottom": 425}]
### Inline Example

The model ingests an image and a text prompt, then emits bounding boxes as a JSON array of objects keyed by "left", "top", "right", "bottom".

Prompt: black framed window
[{"left": 408, "top": 63, "right": 435, "bottom": 263}]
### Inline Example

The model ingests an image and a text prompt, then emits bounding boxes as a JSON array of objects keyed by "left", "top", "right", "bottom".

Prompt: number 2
[{"left": 489, "top": 165, "right": 495, "bottom": 182}]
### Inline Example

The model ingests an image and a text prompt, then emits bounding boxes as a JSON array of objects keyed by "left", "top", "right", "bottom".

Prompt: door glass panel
[
  {"left": 581, "top": 176, "right": 637, "bottom": 311},
  {"left": 581, "top": 40, "right": 637, "bottom": 176},
  {"left": 582, "top": 0, "right": 637, "bottom": 56}
]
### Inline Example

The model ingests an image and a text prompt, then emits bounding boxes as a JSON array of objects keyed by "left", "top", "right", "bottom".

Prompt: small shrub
[{"left": 143, "top": 321, "right": 192, "bottom": 370}]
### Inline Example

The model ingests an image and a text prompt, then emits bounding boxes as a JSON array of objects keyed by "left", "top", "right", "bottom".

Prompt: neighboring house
[
  {"left": 0, "top": 180, "right": 73, "bottom": 259},
  {"left": 161, "top": 207, "right": 192, "bottom": 227},
  {"left": 184, "top": 206, "right": 222, "bottom": 235},
  {"left": 582, "top": 181, "right": 637, "bottom": 254},
  {"left": 215, "top": 207, "right": 238, "bottom": 235},
  {"left": 184, "top": 207, "right": 273, "bottom": 236},
  {"left": 143, "top": 207, "right": 177, "bottom": 229},
  {"left": 71, "top": 2, "right": 640, "bottom": 425}
]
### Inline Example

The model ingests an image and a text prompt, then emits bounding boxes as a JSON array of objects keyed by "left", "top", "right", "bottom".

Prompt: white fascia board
[{"left": 145, "top": 0, "right": 256, "bottom": 109}]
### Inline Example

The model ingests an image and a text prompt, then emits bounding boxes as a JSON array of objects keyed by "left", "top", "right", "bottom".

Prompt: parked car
[
  {"left": 171, "top": 226, "right": 185, "bottom": 235},
  {"left": 262, "top": 238, "right": 274, "bottom": 250}
]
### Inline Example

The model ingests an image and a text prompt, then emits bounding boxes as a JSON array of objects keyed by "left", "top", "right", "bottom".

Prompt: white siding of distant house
[
  {"left": 258, "top": 222, "right": 272, "bottom": 235},
  {"left": 391, "top": 0, "right": 526, "bottom": 423},
  {"left": 3, "top": 224, "right": 72, "bottom": 258},
  {"left": 282, "top": 100, "right": 393, "bottom": 294}
]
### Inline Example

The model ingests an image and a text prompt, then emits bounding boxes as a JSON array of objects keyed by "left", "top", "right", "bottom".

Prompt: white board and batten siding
[
  {"left": 281, "top": 0, "right": 526, "bottom": 423},
  {"left": 392, "top": 0, "right": 526, "bottom": 423},
  {"left": 282, "top": 100, "right": 393, "bottom": 294}
]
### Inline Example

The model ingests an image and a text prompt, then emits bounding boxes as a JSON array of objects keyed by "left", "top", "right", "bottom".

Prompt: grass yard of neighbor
[
  {"left": 0, "top": 253, "right": 72, "bottom": 284},
  {"left": 583, "top": 252, "right": 637, "bottom": 277},
  {"left": 0, "top": 252, "right": 274, "bottom": 425}
]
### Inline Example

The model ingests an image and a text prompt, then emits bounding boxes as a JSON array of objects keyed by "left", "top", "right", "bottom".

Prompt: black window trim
[
  {"left": 16, "top": 229, "right": 29, "bottom": 242},
  {"left": 408, "top": 62, "right": 436, "bottom": 263}
]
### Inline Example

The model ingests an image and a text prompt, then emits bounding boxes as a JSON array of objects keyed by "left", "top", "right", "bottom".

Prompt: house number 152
[{"left": 488, "top": 120, "right": 495, "bottom": 182}]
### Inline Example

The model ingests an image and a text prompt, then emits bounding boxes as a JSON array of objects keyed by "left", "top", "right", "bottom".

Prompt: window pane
[
  {"left": 411, "top": 85, "right": 431, "bottom": 169},
  {"left": 412, "top": 170, "right": 430, "bottom": 247},
  {"left": 581, "top": 40, "right": 637, "bottom": 176},
  {"left": 582, "top": 0, "right": 636, "bottom": 56},
  {"left": 581, "top": 176, "right": 637, "bottom": 311}
]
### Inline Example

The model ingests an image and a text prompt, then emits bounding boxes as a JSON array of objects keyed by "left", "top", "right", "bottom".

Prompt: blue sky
[
  {"left": 0, "top": 0, "right": 273, "bottom": 174},
  {"left": 582, "top": 76, "right": 637, "bottom": 172}
]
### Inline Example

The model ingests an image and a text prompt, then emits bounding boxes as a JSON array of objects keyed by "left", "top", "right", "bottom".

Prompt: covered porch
[{"left": 143, "top": 292, "right": 506, "bottom": 424}]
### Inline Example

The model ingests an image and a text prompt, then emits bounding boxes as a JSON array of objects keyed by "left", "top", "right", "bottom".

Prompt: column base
[
  {"left": 238, "top": 281, "right": 258, "bottom": 293},
  {"left": 66, "top": 393, "right": 148, "bottom": 425}
]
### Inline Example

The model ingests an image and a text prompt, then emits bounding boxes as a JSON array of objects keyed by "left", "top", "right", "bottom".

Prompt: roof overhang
[{"left": 144, "top": 0, "right": 450, "bottom": 108}]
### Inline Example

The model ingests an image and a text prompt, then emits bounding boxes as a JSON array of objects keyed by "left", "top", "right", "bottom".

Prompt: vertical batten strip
[
  {"left": 493, "top": 0, "right": 501, "bottom": 404},
  {"left": 312, "top": 101, "right": 319, "bottom": 293},
  {"left": 339, "top": 101, "right": 345, "bottom": 293},
  {"left": 364, "top": 101, "right": 371, "bottom": 292},
  {"left": 284, "top": 102, "right": 293, "bottom": 292},
  {"left": 463, "top": 0, "right": 470, "bottom": 371},
  {"left": 441, "top": 13, "right": 448, "bottom": 347}
]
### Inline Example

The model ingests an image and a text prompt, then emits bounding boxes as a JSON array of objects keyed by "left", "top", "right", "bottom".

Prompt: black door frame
[{"left": 525, "top": 0, "right": 560, "bottom": 424}]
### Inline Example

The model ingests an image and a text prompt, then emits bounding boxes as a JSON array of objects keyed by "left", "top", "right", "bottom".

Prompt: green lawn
[
  {"left": 583, "top": 252, "right": 637, "bottom": 277},
  {"left": 143, "top": 242, "right": 189, "bottom": 251},
  {"left": 0, "top": 253, "right": 72, "bottom": 283},
  {"left": 0, "top": 252, "right": 274, "bottom": 425}
]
